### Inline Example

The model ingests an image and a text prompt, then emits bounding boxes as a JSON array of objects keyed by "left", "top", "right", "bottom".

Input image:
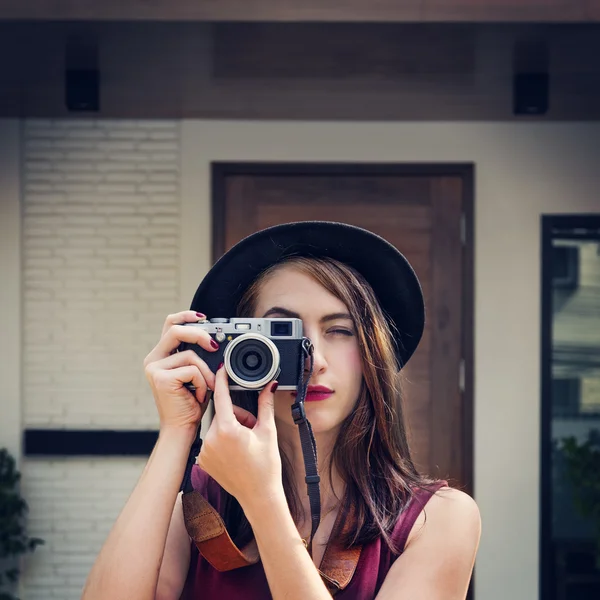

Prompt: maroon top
[{"left": 181, "top": 466, "right": 446, "bottom": 599}]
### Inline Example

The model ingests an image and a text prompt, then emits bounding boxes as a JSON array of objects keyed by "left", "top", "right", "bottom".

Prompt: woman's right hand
[{"left": 143, "top": 311, "right": 218, "bottom": 434}]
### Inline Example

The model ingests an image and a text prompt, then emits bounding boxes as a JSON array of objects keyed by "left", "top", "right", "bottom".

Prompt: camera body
[{"left": 179, "top": 317, "right": 304, "bottom": 390}]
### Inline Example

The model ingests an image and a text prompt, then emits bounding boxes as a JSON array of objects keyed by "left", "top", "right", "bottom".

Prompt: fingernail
[
  {"left": 196, "top": 312, "right": 206, "bottom": 319},
  {"left": 270, "top": 382, "right": 279, "bottom": 393},
  {"left": 210, "top": 340, "right": 219, "bottom": 350},
  {"left": 218, "top": 362, "right": 224, "bottom": 370}
]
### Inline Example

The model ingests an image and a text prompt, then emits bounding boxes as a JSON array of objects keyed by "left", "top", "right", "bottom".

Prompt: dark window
[{"left": 541, "top": 215, "right": 600, "bottom": 600}]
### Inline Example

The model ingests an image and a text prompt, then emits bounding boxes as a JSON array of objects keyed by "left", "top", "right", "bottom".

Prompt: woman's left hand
[{"left": 197, "top": 365, "right": 284, "bottom": 510}]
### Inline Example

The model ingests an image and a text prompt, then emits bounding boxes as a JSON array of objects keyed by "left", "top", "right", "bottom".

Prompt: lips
[{"left": 292, "top": 385, "right": 334, "bottom": 402}]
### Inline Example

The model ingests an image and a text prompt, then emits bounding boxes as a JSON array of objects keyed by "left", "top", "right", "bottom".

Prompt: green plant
[
  {"left": 560, "top": 429, "right": 600, "bottom": 568},
  {"left": 0, "top": 448, "right": 44, "bottom": 600}
]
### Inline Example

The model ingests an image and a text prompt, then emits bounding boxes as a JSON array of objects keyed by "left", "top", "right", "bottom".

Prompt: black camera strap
[
  {"left": 181, "top": 422, "right": 203, "bottom": 495},
  {"left": 291, "top": 337, "right": 321, "bottom": 556}
]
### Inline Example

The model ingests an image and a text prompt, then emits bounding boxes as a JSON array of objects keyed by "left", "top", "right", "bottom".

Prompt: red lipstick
[{"left": 293, "top": 385, "right": 334, "bottom": 402}]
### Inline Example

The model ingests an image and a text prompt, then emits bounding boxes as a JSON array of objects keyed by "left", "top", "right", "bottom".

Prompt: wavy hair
[{"left": 222, "top": 255, "right": 434, "bottom": 552}]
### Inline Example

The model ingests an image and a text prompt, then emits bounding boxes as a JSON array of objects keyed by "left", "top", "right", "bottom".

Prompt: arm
[
  {"left": 81, "top": 427, "right": 196, "bottom": 600},
  {"left": 82, "top": 310, "right": 219, "bottom": 600},
  {"left": 375, "top": 487, "right": 481, "bottom": 600},
  {"left": 156, "top": 493, "right": 192, "bottom": 600},
  {"left": 243, "top": 493, "right": 332, "bottom": 600}
]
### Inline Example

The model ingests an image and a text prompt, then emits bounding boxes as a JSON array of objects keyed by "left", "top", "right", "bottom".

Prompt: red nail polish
[
  {"left": 218, "top": 362, "right": 224, "bottom": 370},
  {"left": 270, "top": 382, "right": 279, "bottom": 393},
  {"left": 196, "top": 312, "right": 206, "bottom": 318},
  {"left": 210, "top": 340, "right": 219, "bottom": 350}
]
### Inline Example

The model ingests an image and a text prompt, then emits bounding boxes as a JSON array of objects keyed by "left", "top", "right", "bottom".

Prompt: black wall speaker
[
  {"left": 65, "top": 69, "right": 100, "bottom": 112},
  {"left": 513, "top": 72, "right": 549, "bottom": 116}
]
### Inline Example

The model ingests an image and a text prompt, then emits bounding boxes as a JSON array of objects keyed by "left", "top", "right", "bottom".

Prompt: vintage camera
[{"left": 179, "top": 317, "right": 305, "bottom": 390}]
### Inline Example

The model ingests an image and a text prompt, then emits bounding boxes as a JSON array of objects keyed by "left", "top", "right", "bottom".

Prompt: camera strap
[{"left": 291, "top": 337, "right": 321, "bottom": 556}]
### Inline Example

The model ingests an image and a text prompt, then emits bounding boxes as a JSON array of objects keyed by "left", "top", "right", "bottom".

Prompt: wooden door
[{"left": 212, "top": 164, "right": 473, "bottom": 492}]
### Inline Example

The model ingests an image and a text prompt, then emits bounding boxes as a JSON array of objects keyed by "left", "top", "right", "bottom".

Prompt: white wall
[
  {"left": 0, "top": 120, "right": 22, "bottom": 460},
  {"left": 18, "top": 119, "right": 181, "bottom": 599},
  {"left": 182, "top": 120, "right": 600, "bottom": 600},
  {"left": 22, "top": 119, "right": 180, "bottom": 429},
  {"left": 2, "top": 119, "right": 598, "bottom": 599}
]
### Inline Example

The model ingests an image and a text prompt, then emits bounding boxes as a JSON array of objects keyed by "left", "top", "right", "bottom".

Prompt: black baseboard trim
[{"left": 24, "top": 429, "right": 159, "bottom": 456}]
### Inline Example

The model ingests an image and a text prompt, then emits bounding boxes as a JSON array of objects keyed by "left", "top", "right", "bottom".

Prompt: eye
[{"left": 328, "top": 328, "right": 354, "bottom": 337}]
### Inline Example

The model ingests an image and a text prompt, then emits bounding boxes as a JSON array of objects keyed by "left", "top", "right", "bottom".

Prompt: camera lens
[
  {"left": 224, "top": 334, "right": 280, "bottom": 389},
  {"left": 231, "top": 341, "right": 271, "bottom": 381},
  {"left": 242, "top": 350, "right": 261, "bottom": 371}
]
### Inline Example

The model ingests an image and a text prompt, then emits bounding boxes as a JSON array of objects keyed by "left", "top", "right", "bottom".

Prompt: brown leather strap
[
  {"left": 182, "top": 490, "right": 362, "bottom": 591},
  {"left": 317, "top": 503, "right": 362, "bottom": 594},
  {"left": 182, "top": 490, "right": 259, "bottom": 571},
  {"left": 318, "top": 539, "right": 362, "bottom": 594}
]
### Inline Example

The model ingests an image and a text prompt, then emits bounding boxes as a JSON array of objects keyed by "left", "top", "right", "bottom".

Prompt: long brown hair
[{"left": 222, "top": 256, "right": 434, "bottom": 552}]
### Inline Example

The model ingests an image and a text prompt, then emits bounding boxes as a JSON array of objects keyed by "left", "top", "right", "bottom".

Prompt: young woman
[{"left": 82, "top": 222, "right": 481, "bottom": 600}]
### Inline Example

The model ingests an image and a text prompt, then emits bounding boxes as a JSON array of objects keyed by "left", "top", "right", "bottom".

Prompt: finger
[
  {"left": 188, "top": 368, "right": 208, "bottom": 405},
  {"left": 257, "top": 381, "right": 278, "bottom": 427},
  {"left": 233, "top": 405, "right": 257, "bottom": 429},
  {"left": 166, "top": 365, "right": 207, "bottom": 403},
  {"left": 212, "top": 364, "right": 236, "bottom": 424},
  {"left": 145, "top": 350, "right": 216, "bottom": 391},
  {"left": 145, "top": 324, "right": 218, "bottom": 365},
  {"left": 161, "top": 310, "right": 206, "bottom": 338}
]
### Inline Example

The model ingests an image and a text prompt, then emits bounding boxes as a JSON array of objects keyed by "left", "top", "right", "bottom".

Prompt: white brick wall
[
  {"left": 22, "top": 119, "right": 180, "bottom": 429},
  {"left": 21, "top": 458, "right": 146, "bottom": 600},
  {"left": 20, "top": 119, "right": 181, "bottom": 599}
]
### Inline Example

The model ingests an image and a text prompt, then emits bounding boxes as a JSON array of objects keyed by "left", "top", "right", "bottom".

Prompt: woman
[{"left": 82, "top": 222, "right": 481, "bottom": 600}]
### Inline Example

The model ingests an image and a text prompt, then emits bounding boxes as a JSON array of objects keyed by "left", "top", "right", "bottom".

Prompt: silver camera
[{"left": 179, "top": 317, "right": 304, "bottom": 390}]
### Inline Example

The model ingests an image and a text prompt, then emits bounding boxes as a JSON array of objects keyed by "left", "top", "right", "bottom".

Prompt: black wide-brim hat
[{"left": 191, "top": 221, "right": 425, "bottom": 369}]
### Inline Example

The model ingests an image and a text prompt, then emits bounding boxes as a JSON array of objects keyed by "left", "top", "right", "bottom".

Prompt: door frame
[{"left": 211, "top": 161, "right": 475, "bottom": 496}]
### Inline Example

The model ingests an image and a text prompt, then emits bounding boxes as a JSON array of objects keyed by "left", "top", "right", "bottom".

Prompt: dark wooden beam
[
  {"left": 212, "top": 23, "right": 475, "bottom": 81},
  {"left": 0, "top": 0, "right": 422, "bottom": 22},
  {"left": 0, "top": 0, "right": 597, "bottom": 22},
  {"left": 1, "top": 22, "right": 600, "bottom": 120},
  {"left": 422, "top": 0, "right": 587, "bottom": 22}
]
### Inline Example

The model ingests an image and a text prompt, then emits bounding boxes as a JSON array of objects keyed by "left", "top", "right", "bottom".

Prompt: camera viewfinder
[{"left": 271, "top": 321, "right": 292, "bottom": 337}]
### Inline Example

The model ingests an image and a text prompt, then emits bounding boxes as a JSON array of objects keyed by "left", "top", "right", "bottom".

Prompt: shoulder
[
  {"left": 378, "top": 488, "right": 481, "bottom": 597},
  {"left": 406, "top": 486, "right": 481, "bottom": 549}
]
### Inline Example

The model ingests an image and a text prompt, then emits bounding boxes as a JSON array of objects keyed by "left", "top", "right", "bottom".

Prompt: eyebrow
[{"left": 262, "top": 306, "right": 353, "bottom": 324}]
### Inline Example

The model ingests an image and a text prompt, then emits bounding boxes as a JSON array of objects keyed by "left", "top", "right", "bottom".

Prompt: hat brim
[{"left": 191, "top": 221, "right": 424, "bottom": 369}]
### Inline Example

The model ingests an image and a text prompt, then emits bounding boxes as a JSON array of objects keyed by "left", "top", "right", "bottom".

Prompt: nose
[{"left": 304, "top": 337, "right": 327, "bottom": 377}]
